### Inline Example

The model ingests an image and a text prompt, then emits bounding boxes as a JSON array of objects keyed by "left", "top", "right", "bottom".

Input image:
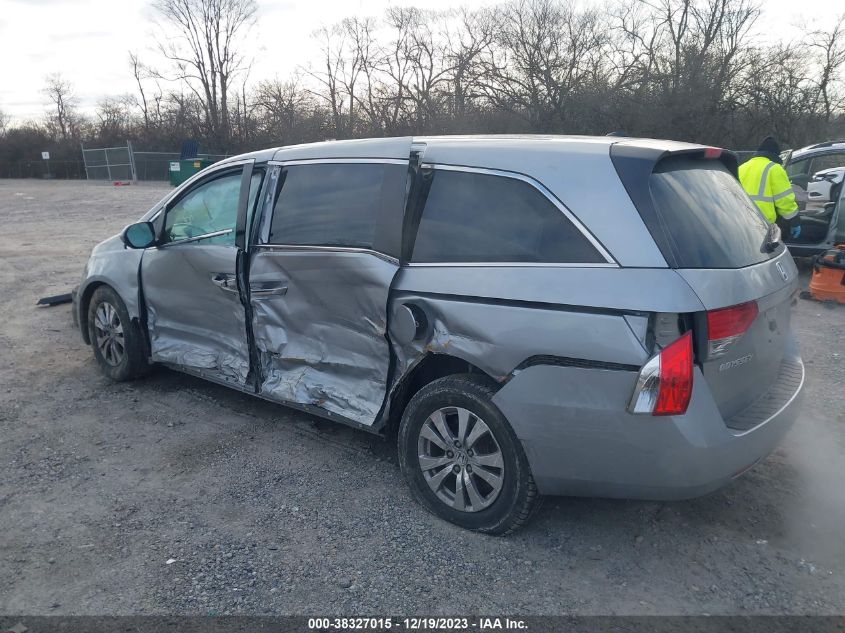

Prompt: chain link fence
[
  {"left": 132, "top": 151, "right": 229, "bottom": 181},
  {"left": 0, "top": 159, "right": 85, "bottom": 179},
  {"left": 81, "top": 143, "right": 137, "bottom": 181},
  {"left": 1, "top": 142, "right": 229, "bottom": 182}
]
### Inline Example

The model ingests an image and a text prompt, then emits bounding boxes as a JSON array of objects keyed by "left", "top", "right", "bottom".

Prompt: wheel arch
[
  {"left": 382, "top": 352, "right": 498, "bottom": 437},
  {"left": 78, "top": 280, "right": 108, "bottom": 344},
  {"left": 79, "top": 279, "right": 139, "bottom": 346}
]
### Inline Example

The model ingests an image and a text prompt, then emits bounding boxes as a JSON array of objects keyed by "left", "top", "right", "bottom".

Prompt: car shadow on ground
[{"left": 138, "top": 364, "right": 801, "bottom": 545}]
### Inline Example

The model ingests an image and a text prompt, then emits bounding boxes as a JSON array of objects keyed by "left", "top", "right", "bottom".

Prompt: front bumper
[{"left": 492, "top": 349, "right": 803, "bottom": 500}]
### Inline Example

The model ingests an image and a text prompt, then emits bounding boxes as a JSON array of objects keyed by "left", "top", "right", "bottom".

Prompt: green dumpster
[{"left": 169, "top": 158, "right": 214, "bottom": 186}]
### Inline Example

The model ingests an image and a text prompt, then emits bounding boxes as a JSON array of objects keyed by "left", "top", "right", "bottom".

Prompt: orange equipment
[{"left": 809, "top": 245, "right": 845, "bottom": 304}]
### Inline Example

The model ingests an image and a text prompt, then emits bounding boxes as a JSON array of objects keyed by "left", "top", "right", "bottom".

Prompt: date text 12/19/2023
[{"left": 307, "top": 617, "right": 528, "bottom": 630}]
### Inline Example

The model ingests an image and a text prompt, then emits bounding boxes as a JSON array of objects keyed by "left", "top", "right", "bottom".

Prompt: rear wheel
[
  {"left": 398, "top": 374, "right": 540, "bottom": 535},
  {"left": 87, "top": 286, "right": 149, "bottom": 381}
]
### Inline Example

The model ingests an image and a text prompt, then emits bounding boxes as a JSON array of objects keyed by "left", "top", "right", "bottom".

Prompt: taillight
[
  {"left": 703, "top": 147, "right": 722, "bottom": 159},
  {"left": 706, "top": 301, "right": 758, "bottom": 357},
  {"left": 628, "top": 332, "right": 693, "bottom": 416}
]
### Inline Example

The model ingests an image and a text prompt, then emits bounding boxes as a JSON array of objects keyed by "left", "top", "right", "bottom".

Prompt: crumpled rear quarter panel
[
  {"left": 388, "top": 292, "right": 651, "bottom": 385},
  {"left": 387, "top": 265, "right": 706, "bottom": 395}
]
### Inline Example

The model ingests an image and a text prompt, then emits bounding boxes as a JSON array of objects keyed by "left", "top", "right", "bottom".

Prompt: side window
[
  {"left": 410, "top": 169, "right": 604, "bottom": 264},
  {"left": 811, "top": 153, "right": 845, "bottom": 174},
  {"left": 268, "top": 163, "right": 391, "bottom": 249},
  {"left": 786, "top": 158, "right": 810, "bottom": 180},
  {"left": 164, "top": 171, "right": 242, "bottom": 245}
]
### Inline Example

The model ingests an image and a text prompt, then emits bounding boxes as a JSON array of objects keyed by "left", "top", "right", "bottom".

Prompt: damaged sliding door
[
  {"left": 250, "top": 156, "right": 410, "bottom": 426},
  {"left": 141, "top": 161, "right": 259, "bottom": 387}
]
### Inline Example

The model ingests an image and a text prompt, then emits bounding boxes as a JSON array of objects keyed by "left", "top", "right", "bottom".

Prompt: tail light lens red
[
  {"left": 653, "top": 332, "right": 694, "bottom": 416},
  {"left": 628, "top": 331, "right": 693, "bottom": 416},
  {"left": 706, "top": 301, "right": 758, "bottom": 357}
]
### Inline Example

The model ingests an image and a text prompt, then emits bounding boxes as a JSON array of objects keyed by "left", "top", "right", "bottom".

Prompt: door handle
[
  {"left": 210, "top": 273, "right": 238, "bottom": 293},
  {"left": 250, "top": 282, "right": 288, "bottom": 298}
]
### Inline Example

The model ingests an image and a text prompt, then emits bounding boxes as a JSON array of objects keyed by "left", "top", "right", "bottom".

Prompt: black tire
[
  {"left": 398, "top": 374, "right": 541, "bottom": 535},
  {"left": 87, "top": 286, "right": 149, "bottom": 381}
]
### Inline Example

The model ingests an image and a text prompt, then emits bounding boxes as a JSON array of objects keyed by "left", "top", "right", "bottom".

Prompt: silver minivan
[{"left": 73, "top": 136, "right": 804, "bottom": 534}]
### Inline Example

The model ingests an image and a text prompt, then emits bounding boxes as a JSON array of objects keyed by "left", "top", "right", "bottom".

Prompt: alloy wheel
[
  {"left": 417, "top": 406, "right": 505, "bottom": 512},
  {"left": 93, "top": 302, "right": 125, "bottom": 366}
]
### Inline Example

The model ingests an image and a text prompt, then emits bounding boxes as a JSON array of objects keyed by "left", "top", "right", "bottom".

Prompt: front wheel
[
  {"left": 398, "top": 374, "right": 540, "bottom": 535},
  {"left": 87, "top": 286, "right": 149, "bottom": 381}
]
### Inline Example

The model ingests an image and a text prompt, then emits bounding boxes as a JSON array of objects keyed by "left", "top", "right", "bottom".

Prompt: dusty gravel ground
[{"left": 1, "top": 178, "right": 844, "bottom": 616}]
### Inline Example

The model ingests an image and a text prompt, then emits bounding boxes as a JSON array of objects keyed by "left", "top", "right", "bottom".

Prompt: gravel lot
[{"left": 1, "top": 178, "right": 844, "bottom": 616}]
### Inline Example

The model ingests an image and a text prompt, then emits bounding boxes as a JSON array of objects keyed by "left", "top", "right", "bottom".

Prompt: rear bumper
[{"left": 491, "top": 345, "right": 803, "bottom": 500}]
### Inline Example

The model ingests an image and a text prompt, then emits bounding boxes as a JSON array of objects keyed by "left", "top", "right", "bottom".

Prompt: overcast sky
[{"left": 0, "top": 0, "right": 835, "bottom": 123}]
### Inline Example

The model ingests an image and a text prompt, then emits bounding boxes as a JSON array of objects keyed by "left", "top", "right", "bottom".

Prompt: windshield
[{"left": 649, "top": 157, "right": 781, "bottom": 268}]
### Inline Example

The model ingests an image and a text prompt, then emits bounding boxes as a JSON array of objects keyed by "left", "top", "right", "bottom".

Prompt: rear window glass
[
  {"left": 649, "top": 157, "right": 779, "bottom": 268},
  {"left": 411, "top": 169, "right": 604, "bottom": 264}
]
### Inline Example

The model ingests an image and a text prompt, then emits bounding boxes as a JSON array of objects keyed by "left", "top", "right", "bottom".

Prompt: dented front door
[
  {"left": 249, "top": 152, "right": 410, "bottom": 426},
  {"left": 141, "top": 163, "right": 255, "bottom": 387}
]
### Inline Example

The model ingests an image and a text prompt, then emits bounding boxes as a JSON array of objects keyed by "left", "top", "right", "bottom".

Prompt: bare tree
[
  {"left": 151, "top": 0, "right": 258, "bottom": 150},
  {"left": 6, "top": 0, "right": 845, "bottom": 173},
  {"left": 443, "top": 8, "right": 496, "bottom": 121},
  {"left": 0, "top": 107, "right": 9, "bottom": 137},
  {"left": 96, "top": 96, "right": 135, "bottom": 141},
  {"left": 390, "top": 9, "right": 451, "bottom": 131},
  {"left": 255, "top": 75, "right": 319, "bottom": 143},
  {"left": 129, "top": 52, "right": 157, "bottom": 131},
  {"left": 740, "top": 43, "right": 824, "bottom": 145},
  {"left": 807, "top": 14, "right": 845, "bottom": 123},
  {"left": 305, "top": 18, "right": 379, "bottom": 137},
  {"left": 43, "top": 73, "right": 80, "bottom": 140},
  {"left": 477, "top": 0, "right": 607, "bottom": 130}
]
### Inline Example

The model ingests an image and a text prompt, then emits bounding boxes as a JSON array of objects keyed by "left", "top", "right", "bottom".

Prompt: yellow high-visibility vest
[{"left": 738, "top": 156, "right": 799, "bottom": 224}]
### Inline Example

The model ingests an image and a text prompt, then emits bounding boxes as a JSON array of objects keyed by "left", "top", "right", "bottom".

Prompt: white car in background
[
  {"left": 781, "top": 140, "right": 845, "bottom": 256},
  {"left": 785, "top": 141, "right": 845, "bottom": 203},
  {"left": 808, "top": 166, "right": 845, "bottom": 206}
]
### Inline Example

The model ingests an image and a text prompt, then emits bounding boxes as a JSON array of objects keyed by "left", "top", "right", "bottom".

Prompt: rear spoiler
[{"left": 611, "top": 143, "right": 738, "bottom": 177}]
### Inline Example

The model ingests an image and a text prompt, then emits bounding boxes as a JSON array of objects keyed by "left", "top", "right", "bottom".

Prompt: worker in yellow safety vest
[{"left": 738, "top": 136, "right": 801, "bottom": 239}]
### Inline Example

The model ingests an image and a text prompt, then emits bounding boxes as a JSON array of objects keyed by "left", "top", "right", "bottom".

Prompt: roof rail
[{"left": 808, "top": 140, "right": 845, "bottom": 150}]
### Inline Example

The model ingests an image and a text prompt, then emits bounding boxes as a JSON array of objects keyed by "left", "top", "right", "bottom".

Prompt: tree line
[{"left": 1, "top": 0, "right": 844, "bottom": 172}]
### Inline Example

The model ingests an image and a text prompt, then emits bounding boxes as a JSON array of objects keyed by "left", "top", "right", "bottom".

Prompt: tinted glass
[
  {"left": 785, "top": 157, "right": 810, "bottom": 179},
  {"left": 269, "top": 163, "right": 387, "bottom": 248},
  {"left": 649, "top": 157, "right": 778, "bottom": 268},
  {"left": 164, "top": 171, "right": 242, "bottom": 245},
  {"left": 811, "top": 153, "right": 845, "bottom": 173},
  {"left": 411, "top": 170, "right": 603, "bottom": 263}
]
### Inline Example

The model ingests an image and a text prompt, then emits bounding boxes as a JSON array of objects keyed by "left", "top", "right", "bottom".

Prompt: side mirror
[{"left": 122, "top": 222, "right": 157, "bottom": 249}]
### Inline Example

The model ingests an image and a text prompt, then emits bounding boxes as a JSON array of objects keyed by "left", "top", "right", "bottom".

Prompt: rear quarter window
[
  {"left": 410, "top": 169, "right": 604, "bottom": 264},
  {"left": 648, "top": 157, "right": 779, "bottom": 268}
]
